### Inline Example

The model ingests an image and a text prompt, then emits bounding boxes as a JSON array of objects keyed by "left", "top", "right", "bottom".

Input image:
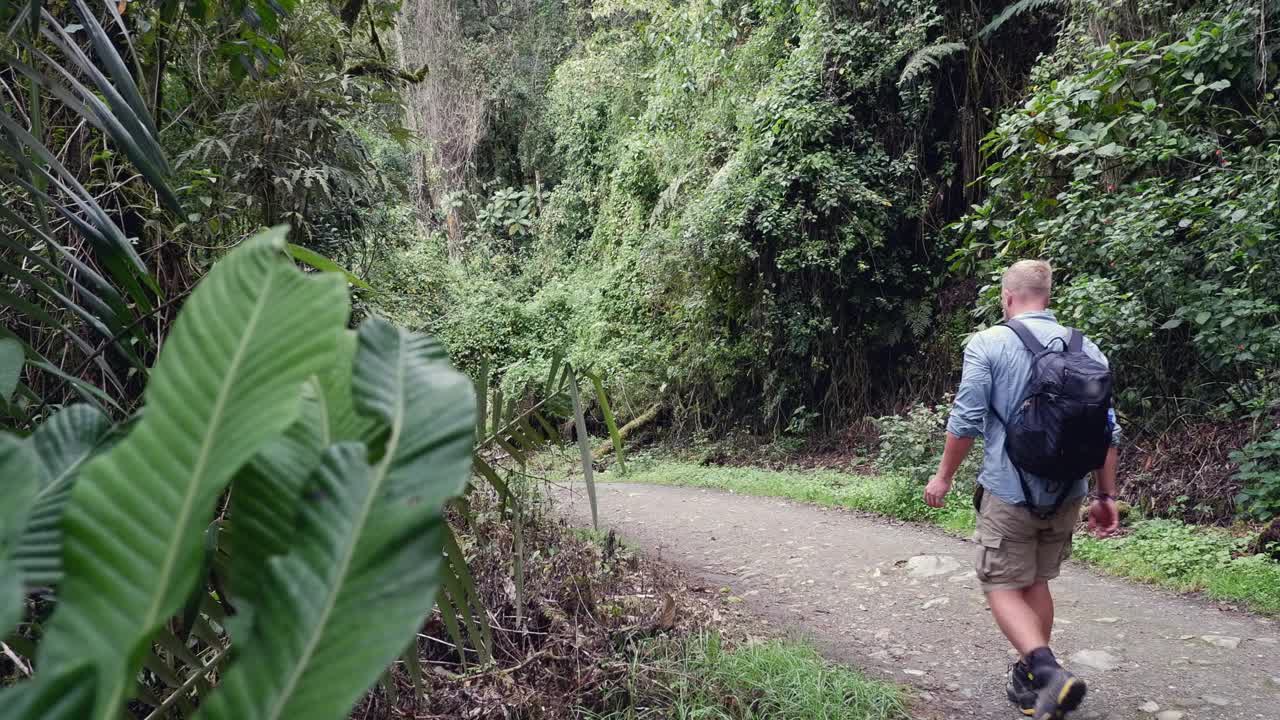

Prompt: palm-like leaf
[
  {"left": 0, "top": 338, "right": 23, "bottom": 402},
  {"left": 1, "top": 2, "right": 182, "bottom": 412},
  {"left": 977, "top": 0, "right": 1062, "bottom": 40},
  {"left": 898, "top": 42, "right": 967, "bottom": 86},
  {"left": 199, "top": 317, "right": 475, "bottom": 720},
  {"left": 8, "top": 228, "right": 349, "bottom": 719},
  {"left": 14, "top": 404, "right": 114, "bottom": 587}
]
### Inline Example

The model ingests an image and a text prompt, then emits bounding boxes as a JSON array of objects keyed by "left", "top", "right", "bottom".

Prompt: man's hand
[
  {"left": 1088, "top": 497, "right": 1119, "bottom": 538},
  {"left": 924, "top": 474, "right": 952, "bottom": 508}
]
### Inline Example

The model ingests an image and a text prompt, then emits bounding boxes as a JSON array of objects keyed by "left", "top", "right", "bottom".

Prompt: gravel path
[{"left": 554, "top": 482, "right": 1279, "bottom": 720}]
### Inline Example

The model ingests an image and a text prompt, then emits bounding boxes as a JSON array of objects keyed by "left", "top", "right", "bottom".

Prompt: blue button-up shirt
[{"left": 946, "top": 310, "right": 1120, "bottom": 506}]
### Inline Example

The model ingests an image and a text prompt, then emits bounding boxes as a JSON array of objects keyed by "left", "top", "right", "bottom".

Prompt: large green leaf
[
  {"left": 198, "top": 318, "right": 474, "bottom": 720},
  {"left": 0, "top": 435, "right": 42, "bottom": 637},
  {"left": 316, "top": 330, "right": 377, "bottom": 445},
  {"left": 225, "top": 385, "right": 326, "bottom": 609},
  {"left": 223, "top": 330, "right": 378, "bottom": 614},
  {"left": 350, "top": 318, "right": 473, "bottom": 509},
  {"left": 12, "top": 228, "right": 349, "bottom": 720},
  {"left": 14, "top": 404, "right": 115, "bottom": 588}
]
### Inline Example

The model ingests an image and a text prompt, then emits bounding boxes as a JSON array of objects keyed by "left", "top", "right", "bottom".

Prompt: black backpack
[{"left": 993, "top": 319, "right": 1113, "bottom": 517}]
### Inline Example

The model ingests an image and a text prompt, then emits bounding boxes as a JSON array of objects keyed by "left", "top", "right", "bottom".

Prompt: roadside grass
[
  {"left": 1074, "top": 520, "right": 1280, "bottom": 614},
  {"left": 588, "top": 632, "right": 908, "bottom": 720},
  {"left": 601, "top": 458, "right": 978, "bottom": 534},
  {"left": 600, "top": 456, "right": 1280, "bottom": 615}
]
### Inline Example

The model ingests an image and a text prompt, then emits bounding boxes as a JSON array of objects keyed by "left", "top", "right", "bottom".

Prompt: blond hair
[{"left": 1002, "top": 260, "right": 1053, "bottom": 299}]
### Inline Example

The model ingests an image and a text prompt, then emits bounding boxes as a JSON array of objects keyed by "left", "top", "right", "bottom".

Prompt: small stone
[
  {"left": 948, "top": 573, "right": 972, "bottom": 583},
  {"left": 903, "top": 669, "right": 927, "bottom": 677},
  {"left": 1201, "top": 694, "right": 1231, "bottom": 706},
  {"left": 1199, "top": 634, "right": 1241, "bottom": 649},
  {"left": 1154, "top": 712, "right": 1184, "bottom": 720},
  {"left": 1069, "top": 649, "right": 1120, "bottom": 672},
  {"left": 1139, "top": 701, "right": 1159, "bottom": 713},
  {"left": 1178, "top": 634, "right": 1196, "bottom": 640},
  {"left": 921, "top": 597, "right": 950, "bottom": 610},
  {"left": 906, "top": 555, "right": 963, "bottom": 578},
  {"left": 1267, "top": 676, "right": 1280, "bottom": 689},
  {"left": 1094, "top": 617, "right": 1120, "bottom": 624},
  {"left": 917, "top": 691, "right": 935, "bottom": 701},
  {"left": 1253, "top": 637, "right": 1278, "bottom": 645},
  {"left": 945, "top": 683, "right": 961, "bottom": 692}
]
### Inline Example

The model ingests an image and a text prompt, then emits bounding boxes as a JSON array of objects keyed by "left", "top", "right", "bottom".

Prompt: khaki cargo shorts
[{"left": 973, "top": 490, "right": 1083, "bottom": 593}]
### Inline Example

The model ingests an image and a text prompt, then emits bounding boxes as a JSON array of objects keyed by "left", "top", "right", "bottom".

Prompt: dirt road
[{"left": 554, "top": 482, "right": 1279, "bottom": 720}]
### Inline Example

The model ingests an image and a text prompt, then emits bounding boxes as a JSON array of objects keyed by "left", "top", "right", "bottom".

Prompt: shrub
[
  {"left": 1233, "top": 427, "right": 1280, "bottom": 521},
  {"left": 873, "top": 399, "right": 982, "bottom": 492}
]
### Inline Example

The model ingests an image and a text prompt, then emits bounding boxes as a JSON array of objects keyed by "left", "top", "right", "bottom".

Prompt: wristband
[{"left": 1092, "top": 493, "right": 1115, "bottom": 502}]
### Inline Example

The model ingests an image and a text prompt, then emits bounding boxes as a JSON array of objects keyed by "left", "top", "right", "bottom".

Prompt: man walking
[{"left": 924, "top": 260, "right": 1121, "bottom": 719}]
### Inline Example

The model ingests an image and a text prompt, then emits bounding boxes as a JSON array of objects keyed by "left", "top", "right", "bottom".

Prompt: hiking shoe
[
  {"left": 1006, "top": 661, "right": 1037, "bottom": 716},
  {"left": 1030, "top": 665, "right": 1087, "bottom": 719}
]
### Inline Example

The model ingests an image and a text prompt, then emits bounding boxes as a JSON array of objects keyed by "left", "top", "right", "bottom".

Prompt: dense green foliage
[
  {"left": 1, "top": 0, "right": 409, "bottom": 420},
  {"left": 381, "top": 0, "right": 1054, "bottom": 429},
  {"left": 385, "top": 0, "right": 1279, "bottom": 519},
  {"left": 0, "top": 231, "right": 476, "bottom": 718},
  {"left": 953, "top": 1, "right": 1280, "bottom": 516},
  {"left": 955, "top": 4, "right": 1280, "bottom": 420}
]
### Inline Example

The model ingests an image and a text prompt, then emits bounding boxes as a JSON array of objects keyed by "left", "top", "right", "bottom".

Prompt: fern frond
[
  {"left": 898, "top": 42, "right": 967, "bottom": 87},
  {"left": 978, "top": 0, "right": 1062, "bottom": 40}
]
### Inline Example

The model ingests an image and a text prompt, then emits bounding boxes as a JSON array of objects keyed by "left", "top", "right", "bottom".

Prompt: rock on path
[{"left": 555, "top": 483, "right": 1280, "bottom": 720}]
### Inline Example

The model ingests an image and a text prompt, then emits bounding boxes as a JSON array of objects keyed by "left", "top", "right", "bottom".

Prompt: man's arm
[
  {"left": 925, "top": 333, "right": 990, "bottom": 508},
  {"left": 1088, "top": 446, "right": 1120, "bottom": 537},
  {"left": 925, "top": 433, "right": 975, "bottom": 507},
  {"left": 1092, "top": 445, "right": 1118, "bottom": 496}
]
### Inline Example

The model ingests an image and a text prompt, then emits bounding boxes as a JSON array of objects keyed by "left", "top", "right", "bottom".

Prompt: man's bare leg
[
  {"left": 1023, "top": 581, "right": 1055, "bottom": 644},
  {"left": 990, "top": 585, "right": 1087, "bottom": 717},
  {"left": 986, "top": 588, "right": 1048, "bottom": 656}
]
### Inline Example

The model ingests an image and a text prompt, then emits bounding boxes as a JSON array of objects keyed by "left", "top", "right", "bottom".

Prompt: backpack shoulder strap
[
  {"left": 1067, "top": 329, "right": 1084, "bottom": 352},
  {"left": 1001, "top": 319, "right": 1045, "bottom": 354}
]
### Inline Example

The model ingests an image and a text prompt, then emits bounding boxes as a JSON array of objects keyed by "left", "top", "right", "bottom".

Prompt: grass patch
[
  {"left": 1075, "top": 519, "right": 1280, "bottom": 614},
  {"left": 603, "top": 456, "right": 1280, "bottom": 615},
  {"left": 590, "top": 632, "right": 908, "bottom": 720},
  {"left": 602, "top": 458, "right": 977, "bottom": 533}
]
